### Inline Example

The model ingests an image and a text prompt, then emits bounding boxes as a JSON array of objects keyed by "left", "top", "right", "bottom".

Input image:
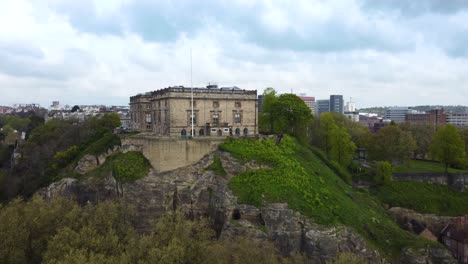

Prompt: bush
[
  {"left": 112, "top": 152, "right": 151, "bottom": 183},
  {"left": 206, "top": 155, "right": 227, "bottom": 177},
  {"left": 374, "top": 161, "right": 392, "bottom": 185},
  {"left": 84, "top": 133, "right": 121, "bottom": 156}
]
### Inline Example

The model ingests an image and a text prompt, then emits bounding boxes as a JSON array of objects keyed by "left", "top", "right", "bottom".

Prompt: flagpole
[{"left": 191, "top": 48, "right": 194, "bottom": 138}]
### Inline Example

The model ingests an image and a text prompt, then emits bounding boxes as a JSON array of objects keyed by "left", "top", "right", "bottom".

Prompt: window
[
  {"left": 199, "top": 128, "right": 205, "bottom": 136},
  {"left": 146, "top": 113, "right": 152, "bottom": 123},
  {"left": 243, "top": 128, "right": 248, "bottom": 136},
  {"left": 146, "top": 104, "right": 151, "bottom": 109},
  {"left": 212, "top": 114, "right": 219, "bottom": 125},
  {"left": 181, "top": 129, "right": 187, "bottom": 136},
  {"left": 235, "top": 101, "right": 241, "bottom": 107},
  {"left": 223, "top": 128, "right": 230, "bottom": 132},
  {"left": 188, "top": 112, "right": 197, "bottom": 125},
  {"left": 213, "top": 101, "right": 219, "bottom": 108},
  {"left": 189, "top": 100, "right": 197, "bottom": 107},
  {"left": 235, "top": 128, "right": 240, "bottom": 136},
  {"left": 234, "top": 113, "right": 241, "bottom": 124}
]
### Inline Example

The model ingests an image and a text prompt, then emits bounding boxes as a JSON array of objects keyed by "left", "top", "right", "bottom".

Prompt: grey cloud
[
  {"left": 0, "top": 45, "right": 96, "bottom": 80},
  {"left": 362, "top": 0, "right": 468, "bottom": 15}
]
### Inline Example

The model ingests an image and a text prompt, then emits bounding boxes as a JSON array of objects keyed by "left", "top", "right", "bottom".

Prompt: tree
[
  {"left": 273, "top": 94, "right": 312, "bottom": 138},
  {"left": 460, "top": 127, "right": 468, "bottom": 156},
  {"left": 71, "top": 105, "right": 80, "bottom": 113},
  {"left": 400, "top": 123, "right": 435, "bottom": 159},
  {"left": 368, "top": 125, "right": 416, "bottom": 165},
  {"left": 430, "top": 124, "right": 465, "bottom": 172},
  {"left": 374, "top": 161, "right": 392, "bottom": 185},
  {"left": 318, "top": 113, "right": 339, "bottom": 157},
  {"left": 329, "top": 127, "right": 356, "bottom": 167},
  {"left": 258, "top": 88, "right": 278, "bottom": 134}
]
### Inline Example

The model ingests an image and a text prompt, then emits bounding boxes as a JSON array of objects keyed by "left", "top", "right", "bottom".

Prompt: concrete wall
[
  {"left": 393, "top": 172, "right": 468, "bottom": 191},
  {"left": 121, "top": 134, "right": 225, "bottom": 173}
]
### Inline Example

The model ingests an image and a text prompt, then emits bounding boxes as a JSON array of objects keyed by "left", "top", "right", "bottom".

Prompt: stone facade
[
  {"left": 392, "top": 172, "right": 468, "bottom": 191},
  {"left": 130, "top": 85, "right": 258, "bottom": 137}
]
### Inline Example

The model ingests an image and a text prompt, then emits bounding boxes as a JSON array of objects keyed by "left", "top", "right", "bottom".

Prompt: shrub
[{"left": 309, "top": 146, "right": 352, "bottom": 184}]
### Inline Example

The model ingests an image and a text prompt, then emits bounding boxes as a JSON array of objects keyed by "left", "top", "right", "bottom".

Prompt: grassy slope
[
  {"left": 393, "top": 159, "right": 468, "bottom": 173},
  {"left": 372, "top": 181, "right": 468, "bottom": 216},
  {"left": 221, "top": 136, "right": 437, "bottom": 259}
]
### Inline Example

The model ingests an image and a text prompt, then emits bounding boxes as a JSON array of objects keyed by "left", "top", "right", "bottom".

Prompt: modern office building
[
  {"left": 446, "top": 112, "right": 468, "bottom": 127},
  {"left": 329, "top": 95, "right": 344, "bottom": 114},
  {"left": 405, "top": 109, "right": 446, "bottom": 128},
  {"left": 384, "top": 107, "right": 413, "bottom": 123},
  {"left": 257, "top": 95, "right": 264, "bottom": 113},
  {"left": 316, "top": 99, "right": 330, "bottom": 116},
  {"left": 299, "top": 96, "right": 315, "bottom": 115}
]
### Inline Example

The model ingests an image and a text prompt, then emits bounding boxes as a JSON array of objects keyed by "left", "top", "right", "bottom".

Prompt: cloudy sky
[{"left": 0, "top": 0, "right": 467, "bottom": 108}]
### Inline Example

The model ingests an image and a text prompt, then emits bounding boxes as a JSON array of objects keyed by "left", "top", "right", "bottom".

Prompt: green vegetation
[
  {"left": 0, "top": 113, "right": 122, "bottom": 201},
  {"left": 258, "top": 88, "right": 312, "bottom": 139},
  {"left": 206, "top": 155, "right": 227, "bottom": 177},
  {"left": 430, "top": 124, "right": 466, "bottom": 172},
  {"left": 367, "top": 125, "right": 416, "bottom": 165},
  {"left": 393, "top": 159, "right": 468, "bottom": 173},
  {"left": 372, "top": 181, "right": 468, "bottom": 216},
  {"left": 85, "top": 152, "right": 151, "bottom": 183},
  {"left": 222, "top": 136, "right": 435, "bottom": 258},
  {"left": 374, "top": 161, "right": 392, "bottom": 185},
  {"left": 0, "top": 196, "right": 301, "bottom": 264}
]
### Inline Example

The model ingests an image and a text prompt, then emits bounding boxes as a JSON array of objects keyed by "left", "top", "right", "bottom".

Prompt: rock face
[
  {"left": 39, "top": 150, "right": 456, "bottom": 263},
  {"left": 74, "top": 147, "right": 120, "bottom": 175},
  {"left": 388, "top": 207, "right": 455, "bottom": 235},
  {"left": 399, "top": 247, "right": 457, "bottom": 264}
]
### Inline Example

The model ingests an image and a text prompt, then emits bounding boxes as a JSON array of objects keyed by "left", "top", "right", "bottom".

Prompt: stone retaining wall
[{"left": 393, "top": 172, "right": 468, "bottom": 191}]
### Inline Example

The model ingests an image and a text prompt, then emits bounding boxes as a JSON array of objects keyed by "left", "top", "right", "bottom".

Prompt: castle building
[{"left": 130, "top": 85, "right": 258, "bottom": 137}]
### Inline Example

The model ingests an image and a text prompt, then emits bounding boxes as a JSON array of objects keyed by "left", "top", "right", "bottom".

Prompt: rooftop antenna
[{"left": 191, "top": 48, "right": 194, "bottom": 137}]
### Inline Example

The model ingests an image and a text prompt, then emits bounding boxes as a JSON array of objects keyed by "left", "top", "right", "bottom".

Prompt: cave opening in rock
[{"left": 232, "top": 209, "right": 241, "bottom": 220}]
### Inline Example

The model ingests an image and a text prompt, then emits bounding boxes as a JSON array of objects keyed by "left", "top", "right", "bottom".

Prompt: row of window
[
  {"left": 191, "top": 101, "right": 242, "bottom": 108},
  {"left": 181, "top": 128, "right": 248, "bottom": 136},
  {"left": 188, "top": 113, "right": 242, "bottom": 125}
]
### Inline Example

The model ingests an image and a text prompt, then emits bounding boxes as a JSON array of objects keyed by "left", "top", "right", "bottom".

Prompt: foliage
[
  {"left": 0, "top": 116, "right": 30, "bottom": 132},
  {"left": 392, "top": 159, "right": 468, "bottom": 173},
  {"left": 367, "top": 125, "right": 417, "bottom": 165},
  {"left": 430, "top": 124, "right": 466, "bottom": 172},
  {"left": 222, "top": 136, "right": 434, "bottom": 258},
  {"left": 71, "top": 105, "right": 80, "bottom": 112},
  {"left": 0, "top": 196, "right": 303, "bottom": 264},
  {"left": 374, "top": 161, "right": 392, "bottom": 186},
  {"left": 329, "top": 127, "right": 356, "bottom": 167},
  {"left": 309, "top": 146, "right": 352, "bottom": 184},
  {"left": 112, "top": 152, "right": 151, "bottom": 183},
  {"left": 83, "top": 133, "right": 121, "bottom": 156},
  {"left": 53, "top": 146, "right": 80, "bottom": 169},
  {"left": 258, "top": 88, "right": 312, "bottom": 139},
  {"left": 0, "top": 114, "right": 123, "bottom": 201},
  {"left": 317, "top": 113, "right": 338, "bottom": 156},
  {"left": 400, "top": 123, "right": 435, "bottom": 159},
  {"left": 372, "top": 181, "right": 468, "bottom": 216},
  {"left": 460, "top": 127, "right": 468, "bottom": 156},
  {"left": 206, "top": 155, "right": 227, "bottom": 177},
  {"left": 258, "top": 87, "right": 278, "bottom": 134},
  {"left": 85, "top": 152, "right": 151, "bottom": 183}
]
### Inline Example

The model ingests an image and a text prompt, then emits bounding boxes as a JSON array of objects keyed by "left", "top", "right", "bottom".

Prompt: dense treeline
[
  {"left": 0, "top": 196, "right": 314, "bottom": 264},
  {"left": 259, "top": 88, "right": 468, "bottom": 181},
  {"left": 0, "top": 113, "right": 121, "bottom": 201}
]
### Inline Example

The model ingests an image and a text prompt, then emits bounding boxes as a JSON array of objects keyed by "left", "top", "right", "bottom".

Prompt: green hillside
[
  {"left": 220, "top": 136, "right": 438, "bottom": 259},
  {"left": 372, "top": 181, "right": 468, "bottom": 216}
]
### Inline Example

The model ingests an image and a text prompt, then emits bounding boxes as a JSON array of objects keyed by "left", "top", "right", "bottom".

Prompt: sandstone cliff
[{"left": 39, "top": 150, "right": 456, "bottom": 263}]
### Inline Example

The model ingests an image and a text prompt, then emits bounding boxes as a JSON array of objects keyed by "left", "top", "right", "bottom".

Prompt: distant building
[
  {"left": 329, "top": 95, "right": 344, "bottom": 114},
  {"left": 405, "top": 109, "right": 446, "bottom": 128},
  {"left": 316, "top": 99, "right": 330, "bottom": 115},
  {"left": 130, "top": 85, "right": 258, "bottom": 137},
  {"left": 384, "top": 107, "right": 414, "bottom": 123},
  {"left": 345, "top": 99, "right": 356, "bottom": 112},
  {"left": 344, "top": 111, "right": 359, "bottom": 122},
  {"left": 299, "top": 96, "right": 315, "bottom": 115},
  {"left": 446, "top": 112, "right": 468, "bottom": 127}
]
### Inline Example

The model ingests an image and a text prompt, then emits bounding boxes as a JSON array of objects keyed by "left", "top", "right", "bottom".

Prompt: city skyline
[{"left": 1, "top": 0, "right": 468, "bottom": 107}]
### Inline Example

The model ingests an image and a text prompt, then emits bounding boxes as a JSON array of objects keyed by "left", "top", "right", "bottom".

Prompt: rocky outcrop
[
  {"left": 221, "top": 203, "right": 385, "bottom": 263},
  {"left": 40, "top": 150, "right": 456, "bottom": 263},
  {"left": 388, "top": 207, "right": 455, "bottom": 235},
  {"left": 399, "top": 247, "right": 457, "bottom": 264},
  {"left": 74, "top": 147, "right": 120, "bottom": 175}
]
